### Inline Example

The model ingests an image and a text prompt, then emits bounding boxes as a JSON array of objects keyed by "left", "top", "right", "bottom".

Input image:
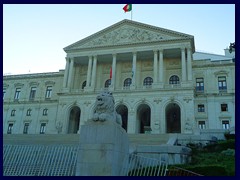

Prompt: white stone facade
[{"left": 3, "top": 20, "right": 235, "bottom": 135}]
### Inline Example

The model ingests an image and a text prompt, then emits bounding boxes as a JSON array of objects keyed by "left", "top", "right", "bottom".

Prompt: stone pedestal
[{"left": 76, "top": 120, "right": 129, "bottom": 176}]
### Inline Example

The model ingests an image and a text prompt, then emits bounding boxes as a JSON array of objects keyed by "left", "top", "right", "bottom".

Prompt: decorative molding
[
  {"left": 84, "top": 101, "right": 91, "bottom": 107},
  {"left": 45, "top": 81, "right": 55, "bottom": 86},
  {"left": 78, "top": 25, "right": 174, "bottom": 49},
  {"left": 29, "top": 82, "right": 39, "bottom": 87},
  {"left": 14, "top": 83, "right": 24, "bottom": 88},
  {"left": 214, "top": 70, "right": 229, "bottom": 77},
  {"left": 183, "top": 97, "right": 192, "bottom": 103},
  {"left": 153, "top": 98, "right": 162, "bottom": 104},
  {"left": 3, "top": 83, "right": 9, "bottom": 88}
]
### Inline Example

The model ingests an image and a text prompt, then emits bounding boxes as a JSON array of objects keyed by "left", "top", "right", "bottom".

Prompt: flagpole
[{"left": 131, "top": 7, "right": 133, "bottom": 20}]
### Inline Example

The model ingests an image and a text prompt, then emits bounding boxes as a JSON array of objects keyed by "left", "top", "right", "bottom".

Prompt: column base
[
  {"left": 84, "top": 86, "right": 94, "bottom": 92},
  {"left": 181, "top": 81, "right": 193, "bottom": 88},
  {"left": 61, "top": 88, "right": 70, "bottom": 93},
  {"left": 130, "top": 84, "right": 136, "bottom": 90},
  {"left": 152, "top": 82, "right": 164, "bottom": 89}
]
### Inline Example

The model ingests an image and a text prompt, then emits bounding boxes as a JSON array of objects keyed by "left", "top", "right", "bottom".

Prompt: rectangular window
[
  {"left": 40, "top": 123, "right": 46, "bottom": 134},
  {"left": 218, "top": 76, "right": 227, "bottom": 91},
  {"left": 198, "top": 104, "right": 205, "bottom": 112},
  {"left": 222, "top": 120, "right": 229, "bottom": 129},
  {"left": 221, "top": 104, "right": 228, "bottom": 111},
  {"left": 7, "top": 123, "right": 13, "bottom": 134},
  {"left": 198, "top": 121, "right": 206, "bottom": 129},
  {"left": 26, "top": 109, "right": 32, "bottom": 116},
  {"left": 23, "top": 123, "right": 29, "bottom": 134},
  {"left": 29, "top": 87, "right": 36, "bottom": 100},
  {"left": 196, "top": 78, "right": 204, "bottom": 92},
  {"left": 11, "top": 110, "right": 16, "bottom": 116},
  {"left": 45, "top": 86, "right": 52, "bottom": 99},
  {"left": 14, "top": 88, "right": 21, "bottom": 100},
  {"left": 43, "top": 109, "right": 48, "bottom": 116}
]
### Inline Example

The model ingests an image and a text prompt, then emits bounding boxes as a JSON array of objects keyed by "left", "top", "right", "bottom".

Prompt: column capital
[
  {"left": 159, "top": 49, "right": 164, "bottom": 53},
  {"left": 180, "top": 47, "right": 186, "bottom": 51},
  {"left": 112, "top": 53, "right": 117, "bottom": 58},
  {"left": 132, "top": 51, "right": 137, "bottom": 56}
]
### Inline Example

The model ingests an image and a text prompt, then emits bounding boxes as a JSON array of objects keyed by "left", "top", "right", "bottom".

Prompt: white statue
[{"left": 90, "top": 91, "right": 122, "bottom": 125}]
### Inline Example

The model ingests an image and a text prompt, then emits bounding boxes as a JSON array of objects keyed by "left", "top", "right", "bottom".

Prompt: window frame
[
  {"left": 222, "top": 120, "right": 230, "bottom": 129},
  {"left": 143, "top": 77, "right": 153, "bottom": 87},
  {"left": 23, "top": 123, "right": 30, "bottom": 134},
  {"left": 198, "top": 121, "right": 206, "bottom": 129},
  {"left": 198, "top": 104, "right": 205, "bottom": 112},
  {"left": 29, "top": 87, "right": 37, "bottom": 100},
  {"left": 14, "top": 88, "right": 21, "bottom": 100},
  {"left": 45, "top": 86, "right": 52, "bottom": 99},
  {"left": 26, "top": 109, "right": 32, "bottom": 116},
  {"left": 123, "top": 78, "right": 132, "bottom": 87},
  {"left": 43, "top": 108, "right": 48, "bottom": 116},
  {"left": 221, "top": 103, "right": 228, "bottom": 112},
  {"left": 11, "top": 110, "right": 16, "bottom": 116},
  {"left": 104, "top": 79, "right": 111, "bottom": 88},
  {"left": 218, "top": 76, "right": 227, "bottom": 91},
  {"left": 196, "top": 78, "right": 204, "bottom": 92},
  {"left": 169, "top": 75, "right": 180, "bottom": 84},
  {"left": 40, "top": 123, "right": 46, "bottom": 134},
  {"left": 7, "top": 123, "right": 13, "bottom": 134}
]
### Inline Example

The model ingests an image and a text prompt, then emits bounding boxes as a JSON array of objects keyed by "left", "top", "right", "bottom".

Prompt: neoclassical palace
[{"left": 3, "top": 19, "right": 235, "bottom": 135}]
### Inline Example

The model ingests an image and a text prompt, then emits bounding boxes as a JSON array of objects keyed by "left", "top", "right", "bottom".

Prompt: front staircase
[{"left": 3, "top": 133, "right": 171, "bottom": 146}]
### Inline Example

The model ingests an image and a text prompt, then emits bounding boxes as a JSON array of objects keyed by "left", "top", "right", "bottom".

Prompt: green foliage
[
  {"left": 224, "top": 133, "right": 235, "bottom": 140},
  {"left": 180, "top": 139, "right": 235, "bottom": 176},
  {"left": 203, "top": 139, "right": 235, "bottom": 152}
]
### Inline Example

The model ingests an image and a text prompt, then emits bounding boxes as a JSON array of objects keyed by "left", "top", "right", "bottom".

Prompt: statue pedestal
[{"left": 75, "top": 120, "right": 129, "bottom": 176}]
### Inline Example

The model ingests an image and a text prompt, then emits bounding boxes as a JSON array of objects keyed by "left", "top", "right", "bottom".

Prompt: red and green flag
[{"left": 123, "top": 4, "right": 132, "bottom": 12}]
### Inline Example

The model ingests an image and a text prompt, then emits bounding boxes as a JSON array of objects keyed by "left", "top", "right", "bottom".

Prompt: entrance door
[
  {"left": 116, "top": 105, "right": 128, "bottom": 132},
  {"left": 166, "top": 103, "right": 181, "bottom": 133},
  {"left": 137, "top": 104, "right": 151, "bottom": 134},
  {"left": 68, "top": 106, "right": 81, "bottom": 133}
]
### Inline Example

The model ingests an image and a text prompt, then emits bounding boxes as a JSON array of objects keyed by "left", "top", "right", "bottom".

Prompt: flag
[
  {"left": 123, "top": 4, "right": 132, "bottom": 12},
  {"left": 110, "top": 67, "right": 112, "bottom": 79}
]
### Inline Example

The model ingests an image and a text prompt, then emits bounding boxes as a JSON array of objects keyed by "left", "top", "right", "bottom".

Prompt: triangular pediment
[{"left": 64, "top": 19, "right": 194, "bottom": 52}]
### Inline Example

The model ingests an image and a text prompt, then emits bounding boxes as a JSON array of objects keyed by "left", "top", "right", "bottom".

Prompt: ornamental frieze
[{"left": 80, "top": 25, "right": 175, "bottom": 48}]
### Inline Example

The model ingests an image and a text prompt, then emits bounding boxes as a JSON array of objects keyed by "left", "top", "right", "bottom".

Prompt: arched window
[
  {"left": 26, "top": 109, "right": 32, "bottom": 116},
  {"left": 169, "top": 75, "right": 180, "bottom": 84},
  {"left": 124, "top": 78, "right": 132, "bottom": 87},
  {"left": 82, "top": 81, "right": 86, "bottom": 89},
  {"left": 143, "top": 77, "right": 153, "bottom": 86},
  {"left": 105, "top": 79, "right": 111, "bottom": 88}
]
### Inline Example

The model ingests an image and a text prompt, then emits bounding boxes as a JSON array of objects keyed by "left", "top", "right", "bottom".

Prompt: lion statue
[{"left": 91, "top": 91, "right": 122, "bottom": 126}]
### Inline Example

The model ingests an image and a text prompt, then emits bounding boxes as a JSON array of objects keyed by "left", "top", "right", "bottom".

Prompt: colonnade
[{"left": 62, "top": 47, "right": 193, "bottom": 90}]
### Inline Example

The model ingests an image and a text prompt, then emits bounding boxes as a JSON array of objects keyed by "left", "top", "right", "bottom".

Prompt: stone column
[
  {"left": 159, "top": 49, "right": 164, "bottom": 84},
  {"left": 63, "top": 57, "right": 70, "bottom": 88},
  {"left": 153, "top": 50, "right": 158, "bottom": 83},
  {"left": 181, "top": 48, "right": 187, "bottom": 82},
  {"left": 86, "top": 56, "right": 93, "bottom": 87},
  {"left": 131, "top": 52, "right": 137, "bottom": 89},
  {"left": 187, "top": 48, "right": 193, "bottom": 81},
  {"left": 110, "top": 54, "right": 117, "bottom": 89},
  {"left": 91, "top": 55, "right": 97, "bottom": 89},
  {"left": 67, "top": 57, "right": 74, "bottom": 89}
]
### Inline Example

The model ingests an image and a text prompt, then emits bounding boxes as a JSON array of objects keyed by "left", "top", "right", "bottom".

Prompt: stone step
[{"left": 3, "top": 133, "right": 171, "bottom": 146}]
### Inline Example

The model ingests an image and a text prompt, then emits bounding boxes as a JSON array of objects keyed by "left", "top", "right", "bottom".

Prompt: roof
[{"left": 64, "top": 19, "right": 195, "bottom": 52}]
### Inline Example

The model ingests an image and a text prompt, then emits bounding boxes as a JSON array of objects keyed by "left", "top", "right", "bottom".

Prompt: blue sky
[{"left": 3, "top": 4, "right": 235, "bottom": 75}]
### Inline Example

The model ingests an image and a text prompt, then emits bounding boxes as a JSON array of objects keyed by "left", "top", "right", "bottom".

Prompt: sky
[{"left": 3, "top": 4, "right": 235, "bottom": 75}]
